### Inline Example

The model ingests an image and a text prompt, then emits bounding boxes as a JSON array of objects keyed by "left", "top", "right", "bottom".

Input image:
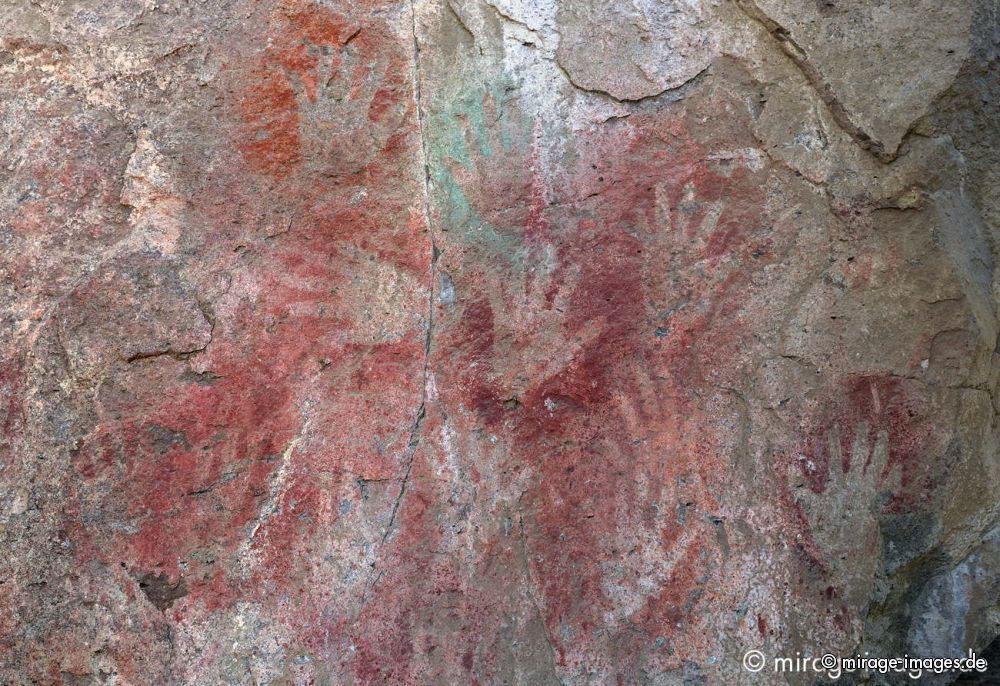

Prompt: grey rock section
[
  {"left": 908, "top": 527, "right": 1000, "bottom": 668},
  {"left": 742, "top": 0, "right": 973, "bottom": 159},
  {"left": 555, "top": 0, "right": 720, "bottom": 100}
]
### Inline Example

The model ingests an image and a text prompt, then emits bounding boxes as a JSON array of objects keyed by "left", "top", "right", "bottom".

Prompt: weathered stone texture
[{"left": 1, "top": 0, "right": 997, "bottom": 684}]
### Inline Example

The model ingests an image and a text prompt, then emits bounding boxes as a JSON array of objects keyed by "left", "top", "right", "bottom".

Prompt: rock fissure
[{"left": 733, "top": 0, "right": 893, "bottom": 162}]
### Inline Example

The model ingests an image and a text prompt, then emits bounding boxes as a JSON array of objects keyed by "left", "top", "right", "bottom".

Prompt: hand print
[
  {"left": 236, "top": 4, "right": 410, "bottom": 179},
  {"left": 788, "top": 416, "right": 901, "bottom": 607},
  {"left": 281, "top": 32, "right": 407, "bottom": 178},
  {"left": 443, "top": 92, "right": 546, "bottom": 239}
]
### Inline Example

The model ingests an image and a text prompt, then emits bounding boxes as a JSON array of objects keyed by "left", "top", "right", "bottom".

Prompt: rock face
[{"left": 1, "top": 0, "right": 997, "bottom": 684}]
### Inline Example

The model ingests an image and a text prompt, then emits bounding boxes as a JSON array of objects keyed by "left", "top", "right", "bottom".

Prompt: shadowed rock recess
[{"left": 1, "top": 0, "right": 997, "bottom": 683}]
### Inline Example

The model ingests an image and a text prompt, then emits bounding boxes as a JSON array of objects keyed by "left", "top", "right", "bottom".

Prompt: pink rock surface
[{"left": 1, "top": 0, "right": 998, "bottom": 684}]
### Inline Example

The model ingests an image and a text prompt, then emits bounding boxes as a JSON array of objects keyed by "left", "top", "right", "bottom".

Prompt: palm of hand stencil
[
  {"left": 284, "top": 38, "right": 406, "bottom": 178},
  {"left": 789, "top": 421, "right": 900, "bottom": 607},
  {"left": 442, "top": 95, "right": 579, "bottom": 387},
  {"left": 445, "top": 94, "right": 543, "bottom": 235}
]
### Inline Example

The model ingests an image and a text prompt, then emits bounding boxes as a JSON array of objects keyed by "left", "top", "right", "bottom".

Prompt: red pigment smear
[
  {"left": 793, "top": 374, "right": 948, "bottom": 512},
  {"left": 235, "top": 0, "right": 409, "bottom": 179},
  {"left": 346, "top": 405, "right": 532, "bottom": 684},
  {"left": 429, "top": 95, "right": 780, "bottom": 676},
  {"left": 0, "top": 356, "right": 24, "bottom": 471},
  {"left": 60, "top": 11, "right": 427, "bottom": 636}
]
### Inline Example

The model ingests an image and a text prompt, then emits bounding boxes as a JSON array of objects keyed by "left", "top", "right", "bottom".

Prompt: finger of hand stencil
[
  {"left": 827, "top": 424, "right": 845, "bottom": 489},
  {"left": 849, "top": 420, "right": 870, "bottom": 478},
  {"left": 456, "top": 113, "right": 480, "bottom": 172},
  {"left": 869, "top": 429, "right": 891, "bottom": 487},
  {"left": 482, "top": 93, "right": 503, "bottom": 157},
  {"left": 787, "top": 460, "right": 810, "bottom": 499},
  {"left": 316, "top": 47, "right": 337, "bottom": 93},
  {"left": 281, "top": 65, "right": 308, "bottom": 102},
  {"left": 344, "top": 51, "right": 377, "bottom": 104}
]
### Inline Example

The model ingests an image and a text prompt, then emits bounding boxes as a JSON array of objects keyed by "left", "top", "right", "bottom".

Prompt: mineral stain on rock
[
  {"left": 1, "top": 0, "right": 998, "bottom": 683},
  {"left": 135, "top": 571, "right": 190, "bottom": 612}
]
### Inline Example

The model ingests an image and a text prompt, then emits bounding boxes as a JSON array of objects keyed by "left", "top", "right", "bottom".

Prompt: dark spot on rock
[
  {"left": 146, "top": 423, "right": 191, "bottom": 455},
  {"left": 815, "top": 0, "right": 840, "bottom": 16},
  {"left": 880, "top": 511, "right": 940, "bottom": 574},
  {"left": 135, "top": 571, "right": 188, "bottom": 611},
  {"left": 180, "top": 369, "right": 223, "bottom": 385},
  {"left": 953, "top": 634, "right": 1000, "bottom": 684}
]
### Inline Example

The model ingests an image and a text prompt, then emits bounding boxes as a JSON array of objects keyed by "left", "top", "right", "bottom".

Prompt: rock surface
[{"left": 1, "top": 0, "right": 997, "bottom": 684}]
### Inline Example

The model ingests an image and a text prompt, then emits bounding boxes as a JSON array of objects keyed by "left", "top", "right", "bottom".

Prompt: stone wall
[{"left": 1, "top": 0, "right": 997, "bottom": 683}]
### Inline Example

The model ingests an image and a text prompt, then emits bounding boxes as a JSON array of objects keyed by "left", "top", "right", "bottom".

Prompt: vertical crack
[
  {"left": 358, "top": 0, "right": 438, "bottom": 607},
  {"left": 376, "top": 0, "right": 438, "bottom": 545}
]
